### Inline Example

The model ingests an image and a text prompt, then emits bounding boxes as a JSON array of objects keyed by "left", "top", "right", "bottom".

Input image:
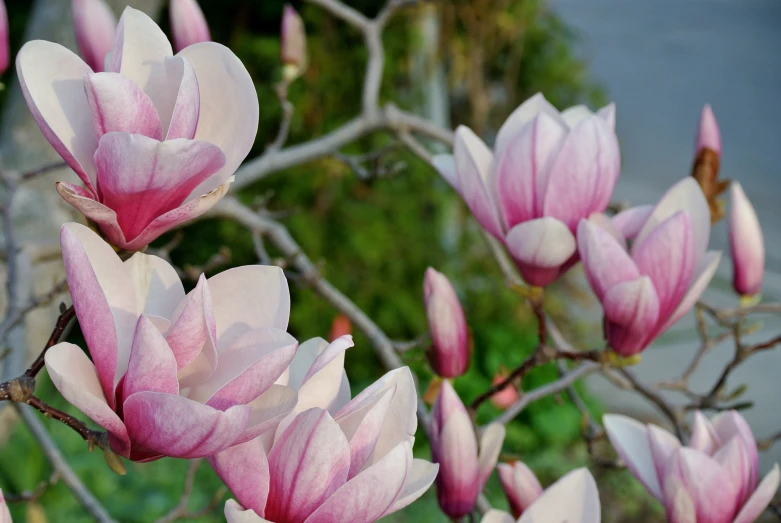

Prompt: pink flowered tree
[{"left": 0, "top": 1, "right": 778, "bottom": 522}]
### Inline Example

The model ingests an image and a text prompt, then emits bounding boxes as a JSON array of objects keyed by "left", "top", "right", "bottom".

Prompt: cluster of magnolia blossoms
[
  {"left": 18, "top": 6, "right": 258, "bottom": 251},
  {"left": 605, "top": 411, "right": 780, "bottom": 522}
]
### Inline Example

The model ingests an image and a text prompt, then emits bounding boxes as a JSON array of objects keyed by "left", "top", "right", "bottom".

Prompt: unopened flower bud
[
  {"left": 424, "top": 268, "right": 469, "bottom": 378},
  {"left": 729, "top": 182, "right": 764, "bottom": 297},
  {"left": 72, "top": 0, "right": 116, "bottom": 72},
  {"left": 280, "top": 4, "right": 308, "bottom": 83},
  {"left": 169, "top": 0, "right": 211, "bottom": 53},
  {"left": 497, "top": 461, "right": 544, "bottom": 518}
]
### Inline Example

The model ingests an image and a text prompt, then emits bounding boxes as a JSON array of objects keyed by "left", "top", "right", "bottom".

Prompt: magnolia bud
[
  {"left": 169, "top": 0, "right": 211, "bottom": 53},
  {"left": 497, "top": 461, "right": 544, "bottom": 518},
  {"left": 729, "top": 182, "right": 764, "bottom": 297},
  {"left": 280, "top": 4, "right": 308, "bottom": 83},
  {"left": 0, "top": 1, "right": 8, "bottom": 76},
  {"left": 424, "top": 268, "right": 469, "bottom": 378},
  {"left": 71, "top": 0, "right": 116, "bottom": 72},
  {"left": 691, "top": 104, "right": 728, "bottom": 223}
]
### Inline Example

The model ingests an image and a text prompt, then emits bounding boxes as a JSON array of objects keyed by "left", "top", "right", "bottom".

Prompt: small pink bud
[
  {"left": 169, "top": 0, "right": 211, "bottom": 53},
  {"left": 424, "top": 268, "right": 470, "bottom": 378},
  {"left": 0, "top": 1, "right": 9, "bottom": 75},
  {"left": 695, "top": 104, "right": 721, "bottom": 156},
  {"left": 280, "top": 4, "right": 307, "bottom": 82},
  {"left": 490, "top": 370, "right": 520, "bottom": 410},
  {"left": 497, "top": 461, "right": 544, "bottom": 518},
  {"left": 71, "top": 0, "right": 117, "bottom": 72},
  {"left": 328, "top": 314, "right": 352, "bottom": 341},
  {"left": 729, "top": 182, "right": 764, "bottom": 297}
]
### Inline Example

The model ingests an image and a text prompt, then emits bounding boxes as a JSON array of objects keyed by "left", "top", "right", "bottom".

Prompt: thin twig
[{"left": 154, "top": 459, "right": 205, "bottom": 523}]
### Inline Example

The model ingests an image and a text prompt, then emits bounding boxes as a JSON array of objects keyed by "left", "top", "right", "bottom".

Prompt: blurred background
[{"left": 0, "top": 0, "right": 778, "bottom": 521}]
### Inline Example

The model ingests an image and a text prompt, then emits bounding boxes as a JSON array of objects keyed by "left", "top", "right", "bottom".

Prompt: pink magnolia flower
[
  {"left": 0, "top": 0, "right": 9, "bottom": 75},
  {"left": 215, "top": 367, "right": 439, "bottom": 523},
  {"left": 577, "top": 178, "right": 721, "bottom": 356},
  {"left": 433, "top": 93, "right": 620, "bottom": 287},
  {"left": 431, "top": 380, "right": 505, "bottom": 518},
  {"left": 44, "top": 223, "right": 297, "bottom": 461},
  {"left": 17, "top": 7, "right": 258, "bottom": 251},
  {"left": 497, "top": 461, "right": 543, "bottom": 518},
  {"left": 729, "top": 182, "right": 764, "bottom": 297},
  {"left": 71, "top": 0, "right": 116, "bottom": 72},
  {"left": 604, "top": 411, "right": 780, "bottom": 523},
  {"left": 0, "top": 489, "right": 10, "bottom": 523},
  {"left": 169, "top": 0, "right": 211, "bottom": 53},
  {"left": 424, "top": 268, "right": 469, "bottom": 378},
  {"left": 280, "top": 4, "right": 307, "bottom": 82},
  {"left": 481, "top": 468, "right": 601, "bottom": 523}
]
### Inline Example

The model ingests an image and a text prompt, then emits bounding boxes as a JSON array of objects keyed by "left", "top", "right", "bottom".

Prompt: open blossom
[
  {"left": 604, "top": 411, "right": 780, "bottom": 523},
  {"left": 215, "top": 366, "right": 439, "bottom": 522},
  {"left": 433, "top": 93, "right": 619, "bottom": 287},
  {"left": 424, "top": 268, "right": 469, "bottom": 378},
  {"left": 431, "top": 380, "right": 505, "bottom": 518},
  {"left": 481, "top": 468, "right": 601, "bottom": 523},
  {"left": 71, "top": 0, "right": 116, "bottom": 72},
  {"left": 17, "top": 7, "right": 258, "bottom": 251},
  {"left": 729, "top": 182, "right": 764, "bottom": 297},
  {"left": 169, "top": 0, "right": 211, "bottom": 53},
  {"left": 0, "top": 489, "right": 10, "bottom": 523},
  {"left": 497, "top": 461, "right": 543, "bottom": 518},
  {"left": 44, "top": 223, "right": 297, "bottom": 461},
  {"left": 577, "top": 178, "right": 721, "bottom": 356}
]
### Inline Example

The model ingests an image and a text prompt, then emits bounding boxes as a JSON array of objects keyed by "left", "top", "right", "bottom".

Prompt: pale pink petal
[
  {"left": 210, "top": 438, "right": 269, "bottom": 515},
  {"left": 165, "top": 57, "right": 200, "bottom": 140},
  {"left": 432, "top": 378, "right": 467, "bottom": 433},
  {"left": 588, "top": 212, "right": 626, "bottom": 249},
  {"left": 647, "top": 424, "right": 681, "bottom": 481},
  {"left": 95, "top": 133, "right": 225, "bottom": 241},
  {"left": 123, "top": 392, "right": 249, "bottom": 458},
  {"left": 603, "top": 414, "right": 662, "bottom": 500},
  {"left": 477, "top": 423, "right": 506, "bottom": 490},
  {"left": 560, "top": 105, "right": 594, "bottom": 128},
  {"left": 634, "top": 178, "right": 710, "bottom": 265},
  {"left": 713, "top": 437, "right": 751, "bottom": 505},
  {"left": 60, "top": 223, "right": 137, "bottom": 402},
  {"left": 306, "top": 440, "right": 412, "bottom": 523},
  {"left": 518, "top": 468, "right": 600, "bottom": 523},
  {"left": 224, "top": 500, "right": 268, "bottom": 523},
  {"left": 481, "top": 510, "right": 515, "bottom": 523},
  {"left": 56, "top": 182, "right": 128, "bottom": 248},
  {"left": 0, "top": 488, "right": 10, "bottom": 523},
  {"left": 16, "top": 41, "right": 97, "bottom": 190},
  {"left": 658, "top": 251, "right": 721, "bottom": 334},
  {"left": 44, "top": 343, "right": 130, "bottom": 455},
  {"left": 265, "top": 409, "right": 350, "bottom": 523},
  {"left": 612, "top": 205, "right": 653, "bottom": 241},
  {"left": 689, "top": 411, "right": 719, "bottom": 454},
  {"left": 124, "top": 253, "right": 185, "bottom": 319},
  {"left": 497, "top": 462, "right": 543, "bottom": 518},
  {"left": 495, "top": 112, "right": 567, "bottom": 227},
  {"left": 663, "top": 473, "right": 697, "bottom": 523},
  {"left": 453, "top": 126, "right": 503, "bottom": 239},
  {"left": 169, "top": 0, "right": 211, "bottom": 53},
  {"left": 597, "top": 103, "right": 616, "bottom": 131},
  {"left": 335, "top": 386, "right": 395, "bottom": 479},
  {"left": 542, "top": 116, "right": 620, "bottom": 229},
  {"left": 576, "top": 219, "right": 640, "bottom": 301},
  {"left": 167, "top": 274, "right": 216, "bottom": 373},
  {"left": 380, "top": 459, "right": 439, "bottom": 517},
  {"left": 187, "top": 328, "right": 297, "bottom": 409},
  {"left": 729, "top": 182, "right": 764, "bottom": 296},
  {"left": 604, "top": 277, "right": 660, "bottom": 356},
  {"left": 72, "top": 0, "right": 117, "bottom": 73},
  {"left": 178, "top": 42, "right": 259, "bottom": 193},
  {"left": 240, "top": 385, "right": 299, "bottom": 442},
  {"left": 207, "top": 265, "right": 290, "bottom": 349},
  {"left": 666, "top": 448, "right": 740, "bottom": 523},
  {"left": 494, "top": 93, "right": 565, "bottom": 161},
  {"left": 733, "top": 464, "right": 780, "bottom": 523},
  {"left": 432, "top": 154, "right": 459, "bottom": 191},
  {"left": 120, "top": 178, "right": 233, "bottom": 251},
  {"left": 122, "top": 316, "right": 179, "bottom": 401},
  {"left": 696, "top": 104, "right": 721, "bottom": 155},
  {"left": 632, "top": 211, "right": 695, "bottom": 322},
  {"left": 84, "top": 73, "right": 163, "bottom": 140},
  {"left": 109, "top": 8, "right": 176, "bottom": 121},
  {"left": 505, "top": 217, "right": 577, "bottom": 287},
  {"left": 712, "top": 411, "right": 759, "bottom": 488},
  {"left": 434, "top": 410, "right": 480, "bottom": 518}
]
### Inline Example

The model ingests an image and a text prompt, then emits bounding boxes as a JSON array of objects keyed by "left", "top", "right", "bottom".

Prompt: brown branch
[{"left": 23, "top": 305, "right": 75, "bottom": 379}]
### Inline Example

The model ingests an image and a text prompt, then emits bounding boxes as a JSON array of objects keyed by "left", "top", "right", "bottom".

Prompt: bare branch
[
  {"left": 154, "top": 459, "right": 210, "bottom": 523},
  {"left": 14, "top": 404, "right": 116, "bottom": 523}
]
